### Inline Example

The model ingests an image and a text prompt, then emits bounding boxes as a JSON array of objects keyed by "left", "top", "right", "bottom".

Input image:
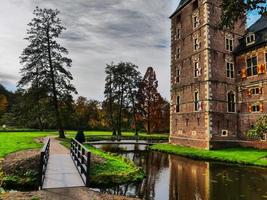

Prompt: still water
[{"left": 94, "top": 143, "right": 267, "bottom": 200}]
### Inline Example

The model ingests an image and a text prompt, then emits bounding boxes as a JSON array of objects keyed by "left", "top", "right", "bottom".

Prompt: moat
[{"left": 93, "top": 143, "right": 267, "bottom": 200}]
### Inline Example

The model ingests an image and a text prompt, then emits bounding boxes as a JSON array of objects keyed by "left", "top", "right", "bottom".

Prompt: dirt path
[
  {"left": 48, "top": 137, "right": 69, "bottom": 155},
  {"left": 1, "top": 187, "right": 140, "bottom": 200}
]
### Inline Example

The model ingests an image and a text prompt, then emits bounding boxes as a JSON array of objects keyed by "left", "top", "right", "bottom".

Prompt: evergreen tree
[{"left": 19, "top": 7, "right": 76, "bottom": 138}]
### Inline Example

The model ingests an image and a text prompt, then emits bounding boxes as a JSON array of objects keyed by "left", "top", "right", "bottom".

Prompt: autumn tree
[
  {"left": 221, "top": 0, "right": 266, "bottom": 28},
  {"left": 104, "top": 62, "right": 141, "bottom": 135},
  {"left": 0, "top": 94, "right": 8, "bottom": 114},
  {"left": 137, "top": 67, "right": 165, "bottom": 134},
  {"left": 19, "top": 7, "right": 76, "bottom": 138}
]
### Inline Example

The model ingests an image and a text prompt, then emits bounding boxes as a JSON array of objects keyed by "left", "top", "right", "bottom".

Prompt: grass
[
  {"left": 60, "top": 138, "right": 144, "bottom": 187},
  {"left": 85, "top": 145, "right": 144, "bottom": 187},
  {"left": 150, "top": 144, "right": 267, "bottom": 167},
  {"left": 64, "top": 130, "right": 169, "bottom": 138},
  {"left": 0, "top": 132, "right": 57, "bottom": 158}
]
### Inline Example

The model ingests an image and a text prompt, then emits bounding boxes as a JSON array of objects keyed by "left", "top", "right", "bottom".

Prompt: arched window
[{"left": 227, "top": 91, "right": 235, "bottom": 112}]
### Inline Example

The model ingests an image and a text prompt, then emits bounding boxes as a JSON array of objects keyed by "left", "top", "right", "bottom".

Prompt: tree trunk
[
  {"left": 46, "top": 23, "right": 65, "bottom": 138},
  {"left": 131, "top": 91, "right": 138, "bottom": 136},
  {"left": 118, "top": 84, "right": 124, "bottom": 136}
]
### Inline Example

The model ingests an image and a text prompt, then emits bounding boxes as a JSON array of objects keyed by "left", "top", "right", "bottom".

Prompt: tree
[
  {"left": 221, "top": 0, "right": 266, "bottom": 28},
  {"left": 104, "top": 62, "right": 141, "bottom": 135},
  {"left": 247, "top": 115, "right": 267, "bottom": 140},
  {"left": 0, "top": 95, "right": 8, "bottom": 114},
  {"left": 19, "top": 7, "right": 76, "bottom": 138},
  {"left": 137, "top": 67, "right": 165, "bottom": 134}
]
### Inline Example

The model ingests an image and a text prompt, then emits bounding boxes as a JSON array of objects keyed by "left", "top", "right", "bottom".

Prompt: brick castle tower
[{"left": 169, "top": 0, "right": 247, "bottom": 149}]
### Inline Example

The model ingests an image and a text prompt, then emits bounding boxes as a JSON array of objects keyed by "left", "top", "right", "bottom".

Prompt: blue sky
[{"left": 0, "top": 0, "right": 263, "bottom": 100}]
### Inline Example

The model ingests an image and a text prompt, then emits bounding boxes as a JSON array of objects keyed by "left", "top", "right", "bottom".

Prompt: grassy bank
[
  {"left": 0, "top": 132, "right": 57, "bottom": 158},
  {"left": 85, "top": 145, "right": 144, "bottom": 187},
  {"left": 150, "top": 144, "right": 267, "bottom": 167},
  {"left": 60, "top": 138, "right": 144, "bottom": 187},
  {"left": 64, "top": 130, "right": 169, "bottom": 140}
]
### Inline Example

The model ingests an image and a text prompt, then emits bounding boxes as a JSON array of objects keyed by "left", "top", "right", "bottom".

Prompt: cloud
[{"left": 0, "top": 0, "right": 178, "bottom": 100}]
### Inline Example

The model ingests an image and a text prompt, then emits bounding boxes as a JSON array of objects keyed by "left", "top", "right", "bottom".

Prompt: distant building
[{"left": 170, "top": 0, "right": 267, "bottom": 149}]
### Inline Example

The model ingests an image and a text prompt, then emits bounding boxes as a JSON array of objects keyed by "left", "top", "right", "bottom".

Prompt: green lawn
[
  {"left": 65, "top": 130, "right": 169, "bottom": 138},
  {"left": 0, "top": 132, "right": 57, "bottom": 158},
  {"left": 59, "top": 138, "right": 144, "bottom": 187},
  {"left": 85, "top": 145, "right": 144, "bottom": 187},
  {"left": 150, "top": 144, "right": 267, "bottom": 167}
]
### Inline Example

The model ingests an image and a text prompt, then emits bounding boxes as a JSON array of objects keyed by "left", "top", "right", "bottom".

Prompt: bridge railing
[
  {"left": 85, "top": 135, "right": 168, "bottom": 143},
  {"left": 39, "top": 137, "right": 50, "bottom": 189},
  {"left": 70, "top": 138, "right": 91, "bottom": 187}
]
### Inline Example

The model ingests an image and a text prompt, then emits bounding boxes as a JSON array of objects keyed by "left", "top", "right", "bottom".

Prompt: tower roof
[
  {"left": 235, "top": 15, "right": 267, "bottom": 54},
  {"left": 170, "top": 0, "right": 192, "bottom": 18},
  {"left": 247, "top": 15, "right": 267, "bottom": 33}
]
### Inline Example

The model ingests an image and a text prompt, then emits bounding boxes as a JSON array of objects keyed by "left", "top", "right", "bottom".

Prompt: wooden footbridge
[
  {"left": 86, "top": 140, "right": 156, "bottom": 146},
  {"left": 39, "top": 138, "right": 90, "bottom": 189}
]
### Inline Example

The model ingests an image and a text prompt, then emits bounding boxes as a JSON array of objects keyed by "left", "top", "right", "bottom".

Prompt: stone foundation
[{"left": 169, "top": 136, "right": 209, "bottom": 149}]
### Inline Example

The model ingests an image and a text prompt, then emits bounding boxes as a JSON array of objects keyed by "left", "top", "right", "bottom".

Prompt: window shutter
[
  {"left": 241, "top": 69, "right": 247, "bottom": 79},
  {"left": 248, "top": 105, "right": 252, "bottom": 113},
  {"left": 260, "top": 103, "right": 264, "bottom": 112},
  {"left": 247, "top": 89, "right": 252, "bottom": 96},
  {"left": 258, "top": 64, "right": 266, "bottom": 74},
  {"left": 259, "top": 87, "right": 263, "bottom": 94}
]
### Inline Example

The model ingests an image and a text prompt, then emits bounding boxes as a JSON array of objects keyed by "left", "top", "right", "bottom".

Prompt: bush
[
  {"left": 247, "top": 115, "right": 267, "bottom": 139},
  {"left": 75, "top": 130, "right": 85, "bottom": 143}
]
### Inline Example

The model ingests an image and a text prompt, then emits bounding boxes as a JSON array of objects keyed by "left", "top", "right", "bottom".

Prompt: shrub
[
  {"left": 75, "top": 130, "right": 85, "bottom": 143},
  {"left": 247, "top": 115, "right": 267, "bottom": 139}
]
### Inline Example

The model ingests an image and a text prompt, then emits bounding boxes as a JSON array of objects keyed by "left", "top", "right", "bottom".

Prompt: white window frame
[
  {"left": 246, "top": 33, "right": 255, "bottom": 45},
  {"left": 226, "top": 62, "right": 234, "bottom": 78},
  {"left": 176, "top": 47, "right": 180, "bottom": 59},
  {"left": 227, "top": 91, "right": 236, "bottom": 113},
  {"left": 225, "top": 34, "right": 233, "bottom": 52}
]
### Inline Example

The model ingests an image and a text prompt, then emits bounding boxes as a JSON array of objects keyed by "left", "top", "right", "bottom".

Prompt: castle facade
[{"left": 170, "top": 0, "right": 267, "bottom": 149}]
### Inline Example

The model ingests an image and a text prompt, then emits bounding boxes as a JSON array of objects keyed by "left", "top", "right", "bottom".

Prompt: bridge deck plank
[{"left": 42, "top": 139, "right": 85, "bottom": 189}]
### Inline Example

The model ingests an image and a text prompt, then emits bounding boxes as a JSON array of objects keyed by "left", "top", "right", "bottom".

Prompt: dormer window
[{"left": 246, "top": 33, "right": 255, "bottom": 45}]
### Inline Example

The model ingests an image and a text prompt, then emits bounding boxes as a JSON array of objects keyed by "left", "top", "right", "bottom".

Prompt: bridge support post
[{"left": 86, "top": 151, "right": 91, "bottom": 187}]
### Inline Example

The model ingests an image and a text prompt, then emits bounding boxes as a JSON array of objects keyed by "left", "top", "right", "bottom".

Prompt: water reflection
[{"left": 94, "top": 144, "right": 267, "bottom": 200}]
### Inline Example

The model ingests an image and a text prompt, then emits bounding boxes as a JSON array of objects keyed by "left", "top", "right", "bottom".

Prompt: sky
[{"left": 0, "top": 0, "right": 262, "bottom": 101}]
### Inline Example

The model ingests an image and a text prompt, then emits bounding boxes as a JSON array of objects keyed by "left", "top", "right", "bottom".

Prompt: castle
[{"left": 170, "top": 0, "right": 267, "bottom": 149}]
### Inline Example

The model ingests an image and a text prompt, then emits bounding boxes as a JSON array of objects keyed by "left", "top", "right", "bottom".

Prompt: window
[
  {"left": 246, "top": 57, "right": 258, "bottom": 76},
  {"left": 194, "top": 38, "right": 200, "bottom": 50},
  {"left": 246, "top": 33, "right": 255, "bottom": 45},
  {"left": 226, "top": 62, "right": 234, "bottom": 78},
  {"left": 225, "top": 38, "right": 233, "bottom": 51},
  {"left": 176, "top": 15, "right": 181, "bottom": 23},
  {"left": 227, "top": 91, "right": 235, "bottom": 112},
  {"left": 193, "top": 16, "right": 199, "bottom": 28},
  {"left": 194, "top": 91, "right": 199, "bottom": 111},
  {"left": 252, "top": 104, "right": 260, "bottom": 112},
  {"left": 176, "top": 68, "right": 180, "bottom": 83},
  {"left": 251, "top": 87, "right": 261, "bottom": 95},
  {"left": 176, "top": 48, "right": 180, "bottom": 59},
  {"left": 176, "top": 96, "right": 180, "bottom": 113},
  {"left": 194, "top": 62, "right": 201, "bottom": 77},
  {"left": 221, "top": 130, "right": 229, "bottom": 137},
  {"left": 176, "top": 27, "right": 180, "bottom": 40}
]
